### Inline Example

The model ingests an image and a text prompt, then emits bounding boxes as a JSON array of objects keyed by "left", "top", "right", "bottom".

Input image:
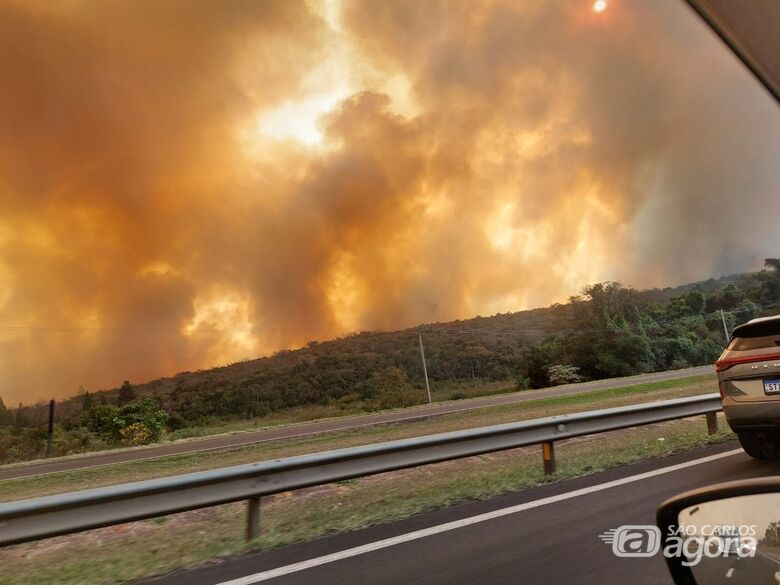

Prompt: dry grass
[
  {"left": 0, "top": 412, "right": 733, "bottom": 585},
  {"left": 0, "top": 375, "right": 715, "bottom": 503}
]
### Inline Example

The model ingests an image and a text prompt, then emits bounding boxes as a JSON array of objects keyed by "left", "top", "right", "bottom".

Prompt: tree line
[{"left": 1, "top": 260, "right": 779, "bottom": 463}]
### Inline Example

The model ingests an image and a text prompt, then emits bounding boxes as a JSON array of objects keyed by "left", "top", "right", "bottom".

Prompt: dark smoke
[{"left": 0, "top": 0, "right": 777, "bottom": 404}]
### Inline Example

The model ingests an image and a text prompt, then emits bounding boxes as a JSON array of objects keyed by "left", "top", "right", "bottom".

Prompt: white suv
[{"left": 716, "top": 315, "right": 780, "bottom": 458}]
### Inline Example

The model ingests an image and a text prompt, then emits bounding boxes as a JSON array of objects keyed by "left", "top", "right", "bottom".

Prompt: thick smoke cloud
[{"left": 0, "top": 0, "right": 777, "bottom": 404}]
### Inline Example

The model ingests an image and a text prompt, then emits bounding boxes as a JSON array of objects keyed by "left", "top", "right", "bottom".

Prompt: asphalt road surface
[
  {"left": 141, "top": 441, "right": 779, "bottom": 585},
  {"left": 0, "top": 365, "right": 713, "bottom": 482}
]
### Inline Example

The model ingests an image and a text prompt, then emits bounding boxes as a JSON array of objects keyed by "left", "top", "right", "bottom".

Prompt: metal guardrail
[{"left": 0, "top": 393, "right": 722, "bottom": 546}]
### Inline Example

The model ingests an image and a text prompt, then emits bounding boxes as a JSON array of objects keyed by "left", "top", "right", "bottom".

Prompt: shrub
[
  {"left": 119, "top": 422, "right": 154, "bottom": 446},
  {"left": 83, "top": 398, "right": 168, "bottom": 445},
  {"left": 82, "top": 404, "right": 120, "bottom": 437},
  {"left": 547, "top": 364, "right": 584, "bottom": 386},
  {"left": 113, "top": 398, "right": 168, "bottom": 444}
]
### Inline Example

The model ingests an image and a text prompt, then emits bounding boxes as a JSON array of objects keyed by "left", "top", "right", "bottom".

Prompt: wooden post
[
  {"left": 706, "top": 412, "right": 718, "bottom": 435},
  {"left": 46, "top": 400, "right": 55, "bottom": 458},
  {"left": 418, "top": 333, "right": 432, "bottom": 404},
  {"left": 542, "top": 441, "right": 555, "bottom": 475},
  {"left": 246, "top": 496, "right": 261, "bottom": 541}
]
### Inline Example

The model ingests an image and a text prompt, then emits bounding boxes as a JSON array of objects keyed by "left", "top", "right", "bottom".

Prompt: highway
[
  {"left": 143, "top": 441, "right": 779, "bottom": 585},
  {"left": 0, "top": 365, "right": 712, "bottom": 481}
]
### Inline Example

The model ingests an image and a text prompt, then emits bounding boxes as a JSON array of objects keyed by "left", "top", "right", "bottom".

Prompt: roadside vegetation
[
  {"left": 0, "top": 412, "right": 734, "bottom": 585},
  {"left": 2, "top": 261, "right": 778, "bottom": 464},
  {"left": 0, "top": 374, "right": 714, "bottom": 502}
]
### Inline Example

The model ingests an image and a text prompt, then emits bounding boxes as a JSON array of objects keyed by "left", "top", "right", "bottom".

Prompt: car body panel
[{"left": 717, "top": 315, "right": 780, "bottom": 432}]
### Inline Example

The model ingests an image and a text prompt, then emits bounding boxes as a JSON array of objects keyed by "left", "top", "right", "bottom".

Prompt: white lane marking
[
  {"left": 757, "top": 549, "right": 780, "bottom": 565},
  {"left": 726, "top": 567, "right": 734, "bottom": 578},
  {"left": 215, "top": 448, "right": 744, "bottom": 584}
]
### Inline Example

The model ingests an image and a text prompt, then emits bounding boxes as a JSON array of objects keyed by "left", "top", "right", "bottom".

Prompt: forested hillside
[{"left": 2, "top": 261, "right": 779, "bottom": 462}]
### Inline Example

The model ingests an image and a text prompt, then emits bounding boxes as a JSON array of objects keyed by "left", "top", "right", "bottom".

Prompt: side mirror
[{"left": 657, "top": 477, "right": 780, "bottom": 584}]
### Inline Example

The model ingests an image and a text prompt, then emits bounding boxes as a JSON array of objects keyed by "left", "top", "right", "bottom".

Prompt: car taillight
[{"left": 715, "top": 351, "right": 780, "bottom": 372}]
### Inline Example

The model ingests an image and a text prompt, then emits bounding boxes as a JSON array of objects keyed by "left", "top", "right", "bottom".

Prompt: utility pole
[
  {"left": 46, "top": 399, "right": 55, "bottom": 458},
  {"left": 418, "top": 333, "right": 432, "bottom": 404},
  {"left": 720, "top": 309, "right": 731, "bottom": 345}
]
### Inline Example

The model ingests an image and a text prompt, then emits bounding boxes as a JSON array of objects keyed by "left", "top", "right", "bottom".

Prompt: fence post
[
  {"left": 46, "top": 400, "right": 55, "bottom": 458},
  {"left": 706, "top": 412, "right": 718, "bottom": 435},
  {"left": 246, "top": 496, "right": 261, "bottom": 541},
  {"left": 542, "top": 441, "right": 555, "bottom": 475}
]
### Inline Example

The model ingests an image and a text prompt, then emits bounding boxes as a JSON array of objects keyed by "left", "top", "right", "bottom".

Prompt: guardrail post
[
  {"left": 0, "top": 393, "right": 722, "bottom": 547},
  {"left": 542, "top": 441, "right": 555, "bottom": 475},
  {"left": 706, "top": 412, "right": 718, "bottom": 435},
  {"left": 246, "top": 496, "right": 261, "bottom": 541}
]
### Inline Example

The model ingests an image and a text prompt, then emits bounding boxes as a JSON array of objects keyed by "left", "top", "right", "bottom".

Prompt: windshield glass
[{"left": 0, "top": 2, "right": 778, "bottom": 585}]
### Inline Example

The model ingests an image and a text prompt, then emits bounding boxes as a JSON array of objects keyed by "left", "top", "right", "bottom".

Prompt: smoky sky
[{"left": 0, "top": 0, "right": 778, "bottom": 404}]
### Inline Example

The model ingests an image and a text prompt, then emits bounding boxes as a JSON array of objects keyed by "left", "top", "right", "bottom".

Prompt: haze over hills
[
  {"left": 3, "top": 264, "right": 778, "bottom": 462},
  {"left": 3, "top": 269, "right": 759, "bottom": 412}
]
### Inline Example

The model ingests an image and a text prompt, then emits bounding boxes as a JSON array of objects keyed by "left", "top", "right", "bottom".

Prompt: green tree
[
  {"left": 117, "top": 381, "right": 136, "bottom": 406},
  {"left": 0, "top": 397, "right": 12, "bottom": 425},
  {"left": 369, "top": 367, "right": 422, "bottom": 409},
  {"left": 520, "top": 343, "right": 559, "bottom": 388},
  {"left": 706, "top": 283, "right": 745, "bottom": 312},
  {"left": 668, "top": 290, "right": 706, "bottom": 318},
  {"left": 14, "top": 403, "right": 30, "bottom": 427},
  {"left": 577, "top": 282, "right": 644, "bottom": 328},
  {"left": 81, "top": 391, "right": 94, "bottom": 412},
  {"left": 82, "top": 404, "right": 120, "bottom": 438},
  {"left": 514, "top": 375, "right": 530, "bottom": 391},
  {"left": 113, "top": 398, "right": 168, "bottom": 445},
  {"left": 765, "top": 258, "right": 780, "bottom": 272},
  {"left": 83, "top": 398, "right": 168, "bottom": 445}
]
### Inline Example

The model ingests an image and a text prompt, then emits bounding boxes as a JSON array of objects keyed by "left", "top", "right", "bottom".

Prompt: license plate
[{"left": 764, "top": 378, "right": 780, "bottom": 395}]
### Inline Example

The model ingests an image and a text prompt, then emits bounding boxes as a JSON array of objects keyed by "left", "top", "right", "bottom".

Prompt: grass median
[
  {"left": 0, "top": 411, "right": 734, "bottom": 585},
  {"left": 0, "top": 374, "right": 715, "bottom": 503}
]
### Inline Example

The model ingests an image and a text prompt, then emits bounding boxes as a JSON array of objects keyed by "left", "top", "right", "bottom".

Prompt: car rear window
[{"left": 728, "top": 334, "right": 780, "bottom": 351}]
